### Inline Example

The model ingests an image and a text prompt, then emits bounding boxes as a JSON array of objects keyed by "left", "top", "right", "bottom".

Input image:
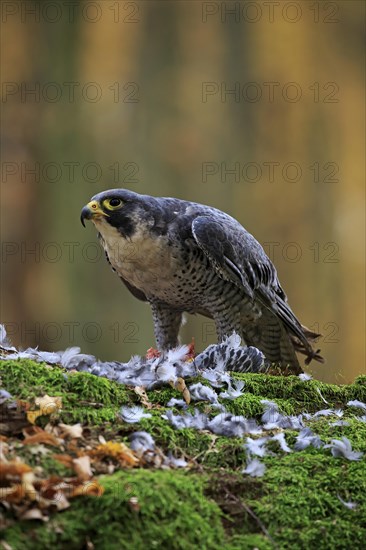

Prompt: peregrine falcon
[{"left": 81, "top": 189, "right": 324, "bottom": 373}]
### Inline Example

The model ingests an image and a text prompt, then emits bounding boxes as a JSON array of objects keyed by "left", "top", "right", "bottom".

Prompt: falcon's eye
[{"left": 103, "top": 198, "right": 123, "bottom": 211}]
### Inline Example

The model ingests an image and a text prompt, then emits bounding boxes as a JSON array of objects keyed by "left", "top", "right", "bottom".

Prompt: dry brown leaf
[
  {"left": 20, "top": 508, "right": 49, "bottom": 522},
  {"left": 0, "top": 443, "right": 9, "bottom": 463},
  {"left": 39, "top": 476, "right": 65, "bottom": 500},
  {"left": 22, "top": 472, "right": 37, "bottom": 501},
  {"left": 44, "top": 491, "right": 70, "bottom": 511},
  {"left": 0, "top": 485, "right": 26, "bottom": 502},
  {"left": 52, "top": 454, "right": 74, "bottom": 468},
  {"left": 71, "top": 480, "right": 104, "bottom": 498},
  {"left": 66, "top": 439, "right": 80, "bottom": 454},
  {"left": 171, "top": 377, "right": 191, "bottom": 405},
  {"left": 26, "top": 410, "right": 43, "bottom": 425},
  {"left": 182, "top": 386, "right": 191, "bottom": 405},
  {"left": 0, "top": 471, "right": 38, "bottom": 505},
  {"left": 133, "top": 386, "right": 153, "bottom": 409},
  {"left": 0, "top": 460, "right": 32, "bottom": 479},
  {"left": 73, "top": 456, "right": 93, "bottom": 481},
  {"left": 35, "top": 395, "right": 62, "bottom": 415},
  {"left": 23, "top": 431, "right": 60, "bottom": 447},
  {"left": 27, "top": 395, "right": 62, "bottom": 424},
  {"left": 33, "top": 477, "right": 71, "bottom": 511},
  {"left": 23, "top": 426, "right": 43, "bottom": 437},
  {"left": 89, "top": 442, "right": 139, "bottom": 467},
  {"left": 59, "top": 423, "right": 83, "bottom": 439}
]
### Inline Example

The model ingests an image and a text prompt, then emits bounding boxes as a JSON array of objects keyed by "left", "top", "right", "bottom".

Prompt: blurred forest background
[{"left": 1, "top": 1, "right": 364, "bottom": 383}]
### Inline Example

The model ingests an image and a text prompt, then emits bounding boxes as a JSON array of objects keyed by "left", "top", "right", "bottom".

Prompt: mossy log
[{"left": 1, "top": 359, "right": 365, "bottom": 549}]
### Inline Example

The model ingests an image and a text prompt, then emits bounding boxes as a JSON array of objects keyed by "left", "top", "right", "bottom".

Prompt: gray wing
[
  {"left": 191, "top": 216, "right": 313, "bottom": 355},
  {"left": 120, "top": 277, "right": 148, "bottom": 302}
]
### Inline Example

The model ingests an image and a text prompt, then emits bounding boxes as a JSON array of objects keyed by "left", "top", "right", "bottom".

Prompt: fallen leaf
[
  {"left": 22, "top": 472, "right": 37, "bottom": 501},
  {"left": 0, "top": 460, "right": 32, "bottom": 479},
  {"left": 0, "top": 485, "right": 26, "bottom": 502},
  {"left": 27, "top": 395, "right": 62, "bottom": 425},
  {"left": 20, "top": 508, "right": 49, "bottom": 522},
  {"left": 23, "top": 429, "right": 60, "bottom": 447},
  {"left": 52, "top": 454, "right": 74, "bottom": 468},
  {"left": 26, "top": 410, "right": 43, "bottom": 425},
  {"left": 35, "top": 395, "right": 62, "bottom": 416},
  {"left": 59, "top": 423, "right": 83, "bottom": 439},
  {"left": 46, "top": 490, "right": 70, "bottom": 511},
  {"left": 0, "top": 443, "right": 9, "bottom": 462},
  {"left": 89, "top": 442, "right": 139, "bottom": 467},
  {"left": 134, "top": 386, "right": 153, "bottom": 409},
  {"left": 73, "top": 456, "right": 92, "bottom": 481},
  {"left": 71, "top": 480, "right": 104, "bottom": 498},
  {"left": 40, "top": 476, "right": 66, "bottom": 501},
  {"left": 171, "top": 378, "right": 191, "bottom": 405}
]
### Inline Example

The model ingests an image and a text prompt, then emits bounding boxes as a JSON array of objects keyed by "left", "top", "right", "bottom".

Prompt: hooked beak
[{"left": 80, "top": 200, "right": 109, "bottom": 227}]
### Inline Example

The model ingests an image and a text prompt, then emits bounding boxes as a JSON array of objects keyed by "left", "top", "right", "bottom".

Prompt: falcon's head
[{"left": 80, "top": 189, "right": 155, "bottom": 238}]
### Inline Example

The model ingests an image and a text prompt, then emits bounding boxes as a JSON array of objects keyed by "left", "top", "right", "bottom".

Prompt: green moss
[
  {"left": 1, "top": 359, "right": 131, "bottom": 405},
  {"left": 251, "top": 452, "right": 366, "bottom": 549},
  {"left": 1, "top": 359, "right": 366, "bottom": 549},
  {"left": 0, "top": 359, "right": 132, "bottom": 425},
  {"left": 307, "top": 417, "right": 366, "bottom": 450},
  {"left": 3, "top": 471, "right": 225, "bottom": 550},
  {"left": 353, "top": 375, "right": 366, "bottom": 386},
  {"left": 139, "top": 411, "right": 214, "bottom": 459},
  {"left": 225, "top": 392, "right": 296, "bottom": 417},
  {"left": 225, "top": 533, "right": 273, "bottom": 550},
  {"left": 232, "top": 372, "right": 366, "bottom": 412}
]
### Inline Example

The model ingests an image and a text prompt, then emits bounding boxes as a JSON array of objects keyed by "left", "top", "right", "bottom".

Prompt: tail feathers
[
  {"left": 243, "top": 314, "right": 302, "bottom": 373},
  {"left": 243, "top": 314, "right": 324, "bottom": 371},
  {"left": 266, "top": 292, "right": 326, "bottom": 367}
]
